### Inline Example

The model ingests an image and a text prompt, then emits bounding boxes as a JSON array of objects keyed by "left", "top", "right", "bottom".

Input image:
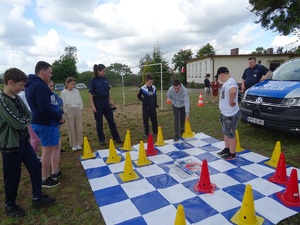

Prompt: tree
[
  {"left": 139, "top": 44, "right": 171, "bottom": 89},
  {"left": 248, "top": 0, "right": 300, "bottom": 37},
  {"left": 196, "top": 43, "right": 215, "bottom": 58},
  {"left": 52, "top": 46, "right": 78, "bottom": 83},
  {"left": 172, "top": 49, "right": 193, "bottom": 85},
  {"left": 251, "top": 47, "right": 267, "bottom": 54}
]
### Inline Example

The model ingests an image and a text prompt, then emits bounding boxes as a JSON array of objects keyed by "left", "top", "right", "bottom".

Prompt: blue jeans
[{"left": 1, "top": 139, "right": 42, "bottom": 207}]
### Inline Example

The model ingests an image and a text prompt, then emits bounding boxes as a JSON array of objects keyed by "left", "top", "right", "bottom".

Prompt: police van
[{"left": 241, "top": 58, "right": 300, "bottom": 133}]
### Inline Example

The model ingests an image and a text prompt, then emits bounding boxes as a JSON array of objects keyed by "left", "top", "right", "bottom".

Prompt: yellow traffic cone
[
  {"left": 119, "top": 152, "right": 139, "bottom": 182},
  {"left": 235, "top": 130, "right": 244, "bottom": 152},
  {"left": 81, "top": 136, "right": 96, "bottom": 160},
  {"left": 182, "top": 119, "right": 195, "bottom": 138},
  {"left": 265, "top": 141, "right": 281, "bottom": 167},
  {"left": 135, "top": 141, "right": 152, "bottom": 166},
  {"left": 106, "top": 139, "right": 122, "bottom": 164},
  {"left": 174, "top": 204, "right": 186, "bottom": 225},
  {"left": 120, "top": 130, "right": 134, "bottom": 151},
  {"left": 155, "top": 126, "right": 166, "bottom": 146},
  {"left": 231, "top": 184, "right": 264, "bottom": 225}
]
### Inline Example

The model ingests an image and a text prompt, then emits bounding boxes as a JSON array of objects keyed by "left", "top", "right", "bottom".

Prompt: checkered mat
[{"left": 80, "top": 133, "right": 300, "bottom": 225}]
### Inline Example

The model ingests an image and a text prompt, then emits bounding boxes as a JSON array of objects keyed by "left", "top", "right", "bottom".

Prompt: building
[{"left": 186, "top": 48, "right": 300, "bottom": 85}]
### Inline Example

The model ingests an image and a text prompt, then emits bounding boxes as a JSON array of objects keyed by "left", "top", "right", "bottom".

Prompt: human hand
[
  {"left": 92, "top": 106, "right": 97, "bottom": 113},
  {"left": 230, "top": 101, "right": 236, "bottom": 107}
]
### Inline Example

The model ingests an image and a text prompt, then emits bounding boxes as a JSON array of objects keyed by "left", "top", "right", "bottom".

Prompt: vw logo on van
[{"left": 255, "top": 97, "right": 263, "bottom": 105}]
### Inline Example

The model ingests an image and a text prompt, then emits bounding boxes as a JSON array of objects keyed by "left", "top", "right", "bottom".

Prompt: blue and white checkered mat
[{"left": 81, "top": 133, "right": 300, "bottom": 225}]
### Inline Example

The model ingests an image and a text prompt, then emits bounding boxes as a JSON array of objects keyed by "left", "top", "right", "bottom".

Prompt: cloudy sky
[{"left": 0, "top": 0, "right": 298, "bottom": 75}]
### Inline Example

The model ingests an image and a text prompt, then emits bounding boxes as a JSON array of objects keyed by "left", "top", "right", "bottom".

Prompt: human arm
[
  {"left": 260, "top": 70, "right": 272, "bottom": 81},
  {"left": 183, "top": 89, "right": 190, "bottom": 118},
  {"left": 229, "top": 87, "right": 237, "bottom": 107},
  {"left": 137, "top": 88, "right": 144, "bottom": 102},
  {"left": 89, "top": 93, "right": 96, "bottom": 113}
]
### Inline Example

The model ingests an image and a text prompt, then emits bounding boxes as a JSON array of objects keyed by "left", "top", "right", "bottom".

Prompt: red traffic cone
[
  {"left": 194, "top": 159, "right": 216, "bottom": 193},
  {"left": 268, "top": 153, "right": 288, "bottom": 185},
  {"left": 146, "top": 134, "right": 158, "bottom": 156},
  {"left": 276, "top": 169, "right": 300, "bottom": 207},
  {"left": 197, "top": 92, "right": 204, "bottom": 107},
  {"left": 166, "top": 98, "right": 171, "bottom": 104}
]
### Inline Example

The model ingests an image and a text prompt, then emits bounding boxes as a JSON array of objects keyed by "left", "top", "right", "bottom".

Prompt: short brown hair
[{"left": 4, "top": 68, "right": 27, "bottom": 84}]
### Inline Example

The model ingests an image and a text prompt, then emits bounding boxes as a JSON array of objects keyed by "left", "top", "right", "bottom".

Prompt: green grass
[{"left": 0, "top": 86, "right": 299, "bottom": 225}]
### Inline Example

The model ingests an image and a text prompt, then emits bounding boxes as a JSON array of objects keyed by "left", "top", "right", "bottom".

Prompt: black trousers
[
  {"left": 1, "top": 139, "right": 42, "bottom": 207},
  {"left": 172, "top": 105, "right": 185, "bottom": 136},
  {"left": 142, "top": 105, "right": 158, "bottom": 135},
  {"left": 93, "top": 98, "right": 121, "bottom": 142}
]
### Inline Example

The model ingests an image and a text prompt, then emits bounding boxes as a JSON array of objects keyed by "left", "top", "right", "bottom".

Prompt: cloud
[{"left": 0, "top": 0, "right": 298, "bottom": 75}]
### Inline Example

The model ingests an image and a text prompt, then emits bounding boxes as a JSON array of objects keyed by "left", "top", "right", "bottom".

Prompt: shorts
[
  {"left": 31, "top": 124, "right": 60, "bottom": 146},
  {"left": 220, "top": 111, "right": 240, "bottom": 138}
]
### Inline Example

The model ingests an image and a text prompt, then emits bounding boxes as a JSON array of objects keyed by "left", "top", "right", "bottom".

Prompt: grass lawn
[{"left": 0, "top": 86, "right": 299, "bottom": 225}]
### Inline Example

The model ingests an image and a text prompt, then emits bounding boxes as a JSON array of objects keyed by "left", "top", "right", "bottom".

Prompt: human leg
[
  {"left": 74, "top": 108, "right": 83, "bottom": 147},
  {"left": 28, "top": 124, "right": 40, "bottom": 154},
  {"left": 179, "top": 106, "right": 185, "bottom": 135},
  {"left": 103, "top": 103, "right": 122, "bottom": 141},
  {"left": 66, "top": 108, "right": 76, "bottom": 148},
  {"left": 149, "top": 107, "right": 158, "bottom": 135},
  {"left": 51, "top": 139, "right": 61, "bottom": 175},
  {"left": 142, "top": 106, "right": 150, "bottom": 136},
  {"left": 94, "top": 111, "right": 105, "bottom": 143}
]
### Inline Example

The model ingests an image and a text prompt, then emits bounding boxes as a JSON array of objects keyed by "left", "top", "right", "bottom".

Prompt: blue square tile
[
  {"left": 85, "top": 166, "right": 111, "bottom": 179},
  {"left": 147, "top": 174, "right": 179, "bottom": 189},
  {"left": 94, "top": 185, "right": 128, "bottom": 207},
  {"left": 131, "top": 191, "right": 170, "bottom": 214}
]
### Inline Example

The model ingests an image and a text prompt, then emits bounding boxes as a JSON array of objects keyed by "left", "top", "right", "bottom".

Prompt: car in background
[
  {"left": 76, "top": 83, "right": 87, "bottom": 90},
  {"left": 54, "top": 83, "right": 64, "bottom": 91},
  {"left": 241, "top": 58, "right": 300, "bottom": 133}
]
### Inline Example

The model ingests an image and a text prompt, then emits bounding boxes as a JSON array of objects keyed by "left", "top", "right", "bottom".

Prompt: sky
[{"left": 0, "top": 0, "right": 298, "bottom": 75}]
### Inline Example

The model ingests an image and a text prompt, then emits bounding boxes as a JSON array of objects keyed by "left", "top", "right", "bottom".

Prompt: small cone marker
[
  {"left": 265, "top": 141, "right": 281, "bottom": 167},
  {"left": 106, "top": 139, "right": 122, "bottom": 164},
  {"left": 235, "top": 130, "right": 244, "bottom": 152},
  {"left": 146, "top": 134, "right": 158, "bottom": 156},
  {"left": 276, "top": 169, "right": 300, "bottom": 207},
  {"left": 268, "top": 153, "right": 288, "bottom": 185},
  {"left": 166, "top": 98, "right": 171, "bottom": 104},
  {"left": 194, "top": 159, "right": 216, "bottom": 193},
  {"left": 174, "top": 204, "right": 186, "bottom": 225},
  {"left": 81, "top": 136, "right": 96, "bottom": 160},
  {"left": 119, "top": 152, "right": 139, "bottom": 182},
  {"left": 155, "top": 126, "right": 166, "bottom": 146},
  {"left": 197, "top": 92, "right": 204, "bottom": 107},
  {"left": 135, "top": 140, "right": 152, "bottom": 166},
  {"left": 182, "top": 119, "right": 195, "bottom": 138},
  {"left": 120, "top": 130, "right": 134, "bottom": 151},
  {"left": 231, "top": 184, "right": 264, "bottom": 225}
]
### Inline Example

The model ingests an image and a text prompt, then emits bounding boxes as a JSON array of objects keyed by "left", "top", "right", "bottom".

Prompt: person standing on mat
[
  {"left": 137, "top": 75, "right": 158, "bottom": 139},
  {"left": 166, "top": 79, "right": 190, "bottom": 141},
  {"left": 215, "top": 67, "right": 240, "bottom": 160}
]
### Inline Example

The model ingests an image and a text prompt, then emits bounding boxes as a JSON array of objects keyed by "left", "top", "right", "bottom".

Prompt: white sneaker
[
  {"left": 72, "top": 146, "right": 77, "bottom": 151},
  {"left": 76, "top": 145, "right": 82, "bottom": 150}
]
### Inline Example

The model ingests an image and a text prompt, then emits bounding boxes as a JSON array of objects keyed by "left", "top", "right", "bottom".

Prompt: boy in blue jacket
[{"left": 0, "top": 68, "right": 56, "bottom": 217}]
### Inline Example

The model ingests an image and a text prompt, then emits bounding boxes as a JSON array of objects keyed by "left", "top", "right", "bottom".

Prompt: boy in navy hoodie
[{"left": 26, "top": 61, "right": 65, "bottom": 188}]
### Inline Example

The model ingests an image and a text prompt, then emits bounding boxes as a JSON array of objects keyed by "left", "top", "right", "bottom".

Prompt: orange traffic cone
[
  {"left": 197, "top": 92, "right": 204, "bottom": 107},
  {"left": 146, "top": 134, "right": 158, "bottom": 156},
  {"left": 166, "top": 98, "right": 171, "bottom": 104},
  {"left": 268, "top": 153, "right": 288, "bottom": 185},
  {"left": 276, "top": 169, "right": 300, "bottom": 207},
  {"left": 194, "top": 159, "right": 216, "bottom": 193}
]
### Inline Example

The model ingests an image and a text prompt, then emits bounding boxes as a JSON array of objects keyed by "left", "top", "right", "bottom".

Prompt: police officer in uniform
[{"left": 88, "top": 64, "right": 123, "bottom": 146}]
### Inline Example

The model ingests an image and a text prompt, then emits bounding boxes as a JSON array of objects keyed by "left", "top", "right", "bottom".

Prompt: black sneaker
[
  {"left": 173, "top": 134, "right": 179, "bottom": 141},
  {"left": 32, "top": 194, "right": 56, "bottom": 209},
  {"left": 100, "top": 141, "right": 107, "bottom": 146},
  {"left": 221, "top": 152, "right": 237, "bottom": 160},
  {"left": 60, "top": 149, "right": 66, "bottom": 153},
  {"left": 153, "top": 133, "right": 157, "bottom": 137},
  {"left": 5, "top": 205, "right": 25, "bottom": 217},
  {"left": 217, "top": 148, "right": 230, "bottom": 156},
  {"left": 115, "top": 138, "right": 123, "bottom": 144},
  {"left": 42, "top": 177, "right": 60, "bottom": 188},
  {"left": 51, "top": 171, "right": 62, "bottom": 180},
  {"left": 144, "top": 134, "right": 149, "bottom": 139}
]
